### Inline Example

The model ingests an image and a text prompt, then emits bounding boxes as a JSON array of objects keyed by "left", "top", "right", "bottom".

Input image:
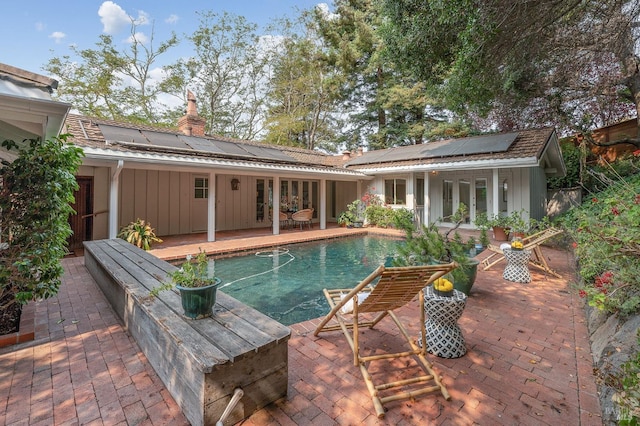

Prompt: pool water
[{"left": 210, "top": 236, "right": 402, "bottom": 325}]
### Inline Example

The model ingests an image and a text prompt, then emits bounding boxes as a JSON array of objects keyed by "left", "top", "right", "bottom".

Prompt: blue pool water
[{"left": 210, "top": 236, "right": 402, "bottom": 325}]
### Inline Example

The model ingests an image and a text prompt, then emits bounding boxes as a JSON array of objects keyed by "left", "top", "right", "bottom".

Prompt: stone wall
[{"left": 586, "top": 306, "right": 640, "bottom": 424}]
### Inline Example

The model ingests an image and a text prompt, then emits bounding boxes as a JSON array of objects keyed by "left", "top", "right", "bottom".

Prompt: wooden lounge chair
[
  {"left": 314, "top": 262, "right": 457, "bottom": 418},
  {"left": 291, "top": 208, "right": 314, "bottom": 229},
  {"left": 481, "top": 227, "right": 564, "bottom": 278}
]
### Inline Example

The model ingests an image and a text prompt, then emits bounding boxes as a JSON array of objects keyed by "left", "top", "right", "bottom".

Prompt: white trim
[
  {"left": 356, "top": 156, "right": 540, "bottom": 174},
  {"left": 81, "top": 146, "right": 367, "bottom": 179}
]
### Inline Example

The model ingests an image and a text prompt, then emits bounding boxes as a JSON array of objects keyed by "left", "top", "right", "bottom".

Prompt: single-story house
[{"left": 1, "top": 64, "right": 566, "bottom": 252}]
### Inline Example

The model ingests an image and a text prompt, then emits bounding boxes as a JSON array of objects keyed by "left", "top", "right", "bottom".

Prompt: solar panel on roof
[
  {"left": 141, "top": 130, "right": 191, "bottom": 149},
  {"left": 241, "top": 144, "right": 295, "bottom": 161},
  {"left": 179, "top": 136, "right": 226, "bottom": 154},
  {"left": 99, "top": 124, "right": 146, "bottom": 144},
  {"left": 210, "top": 140, "right": 254, "bottom": 157},
  {"left": 448, "top": 132, "right": 517, "bottom": 156},
  {"left": 347, "top": 132, "right": 519, "bottom": 166}
]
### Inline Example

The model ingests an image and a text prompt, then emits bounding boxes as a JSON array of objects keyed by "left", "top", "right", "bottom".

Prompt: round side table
[
  {"left": 503, "top": 248, "right": 531, "bottom": 283},
  {"left": 420, "top": 286, "right": 467, "bottom": 358}
]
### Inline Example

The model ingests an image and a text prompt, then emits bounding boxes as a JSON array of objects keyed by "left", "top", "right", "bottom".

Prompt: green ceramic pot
[
  {"left": 453, "top": 259, "right": 479, "bottom": 296},
  {"left": 176, "top": 278, "right": 221, "bottom": 319}
]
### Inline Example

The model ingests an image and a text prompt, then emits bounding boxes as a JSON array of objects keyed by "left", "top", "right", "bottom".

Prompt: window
[
  {"left": 384, "top": 179, "right": 406, "bottom": 205},
  {"left": 194, "top": 177, "right": 208, "bottom": 199}
]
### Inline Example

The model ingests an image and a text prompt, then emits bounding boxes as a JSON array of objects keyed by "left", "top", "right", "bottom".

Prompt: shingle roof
[
  {"left": 344, "top": 128, "right": 556, "bottom": 170},
  {"left": 64, "top": 114, "right": 558, "bottom": 173}
]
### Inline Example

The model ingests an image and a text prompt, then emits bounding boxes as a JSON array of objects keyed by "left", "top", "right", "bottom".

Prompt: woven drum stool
[
  {"left": 503, "top": 248, "right": 531, "bottom": 283},
  {"left": 420, "top": 286, "right": 467, "bottom": 358}
]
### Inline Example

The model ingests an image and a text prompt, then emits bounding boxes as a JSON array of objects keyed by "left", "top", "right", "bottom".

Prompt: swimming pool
[{"left": 210, "top": 236, "right": 402, "bottom": 325}]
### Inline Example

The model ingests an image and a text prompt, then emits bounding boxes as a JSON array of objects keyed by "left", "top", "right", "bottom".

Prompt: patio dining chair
[
  {"left": 481, "top": 227, "right": 564, "bottom": 277},
  {"left": 291, "top": 208, "right": 314, "bottom": 230},
  {"left": 278, "top": 211, "right": 290, "bottom": 229},
  {"left": 314, "top": 262, "right": 458, "bottom": 418}
]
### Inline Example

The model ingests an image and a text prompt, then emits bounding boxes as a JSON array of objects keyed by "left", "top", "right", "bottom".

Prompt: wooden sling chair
[
  {"left": 481, "top": 227, "right": 564, "bottom": 278},
  {"left": 314, "top": 262, "right": 457, "bottom": 418}
]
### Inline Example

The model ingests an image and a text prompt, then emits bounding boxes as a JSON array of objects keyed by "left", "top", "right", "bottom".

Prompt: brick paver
[{"left": 0, "top": 231, "right": 603, "bottom": 425}]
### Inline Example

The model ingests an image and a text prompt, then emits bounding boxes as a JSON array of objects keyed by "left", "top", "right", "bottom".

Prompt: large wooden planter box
[{"left": 83, "top": 239, "right": 290, "bottom": 426}]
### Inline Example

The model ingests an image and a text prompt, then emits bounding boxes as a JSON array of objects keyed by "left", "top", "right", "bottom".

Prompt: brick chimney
[
  {"left": 178, "top": 90, "right": 206, "bottom": 136},
  {"left": 342, "top": 151, "right": 351, "bottom": 161}
]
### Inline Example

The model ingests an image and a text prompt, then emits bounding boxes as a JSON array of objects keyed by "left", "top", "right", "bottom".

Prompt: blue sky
[{"left": 2, "top": 0, "right": 326, "bottom": 75}]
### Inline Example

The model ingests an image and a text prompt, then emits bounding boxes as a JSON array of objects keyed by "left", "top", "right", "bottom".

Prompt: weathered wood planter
[{"left": 83, "top": 239, "right": 290, "bottom": 426}]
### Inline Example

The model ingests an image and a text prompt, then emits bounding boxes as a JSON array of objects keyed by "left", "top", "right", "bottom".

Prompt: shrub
[
  {"left": 0, "top": 136, "right": 83, "bottom": 314},
  {"left": 563, "top": 167, "right": 640, "bottom": 317}
]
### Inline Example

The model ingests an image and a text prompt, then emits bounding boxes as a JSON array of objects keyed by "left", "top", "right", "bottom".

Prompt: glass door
[
  {"left": 474, "top": 178, "right": 488, "bottom": 223},
  {"left": 459, "top": 180, "right": 470, "bottom": 224}
]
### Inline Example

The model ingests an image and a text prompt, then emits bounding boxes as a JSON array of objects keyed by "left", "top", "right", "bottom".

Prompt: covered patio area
[{"left": 0, "top": 228, "right": 601, "bottom": 425}]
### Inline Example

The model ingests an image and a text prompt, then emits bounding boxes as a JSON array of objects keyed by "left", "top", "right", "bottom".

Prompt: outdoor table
[
  {"left": 503, "top": 248, "right": 531, "bottom": 283},
  {"left": 420, "top": 286, "right": 467, "bottom": 358}
]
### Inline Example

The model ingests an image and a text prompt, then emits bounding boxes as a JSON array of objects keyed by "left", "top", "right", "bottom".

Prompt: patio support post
[
  {"left": 492, "top": 169, "right": 499, "bottom": 218},
  {"left": 108, "top": 160, "right": 123, "bottom": 239},
  {"left": 356, "top": 180, "right": 362, "bottom": 200},
  {"left": 406, "top": 173, "right": 414, "bottom": 211},
  {"left": 423, "top": 171, "right": 430, "bottom": 226},
  {"left": 319, "top": 178, "right": 326, "bottom": 230},
  {"left": 273, "top": 176, "right": 280, "bottom": 235},
  {"left": 207, "top": 171, "right": 216, "bottom": 242}
]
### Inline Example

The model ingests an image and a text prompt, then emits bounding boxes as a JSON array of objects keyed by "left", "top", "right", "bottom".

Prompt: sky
[{"left": 1, "top": 0, "right": 326, "bottom": 76}]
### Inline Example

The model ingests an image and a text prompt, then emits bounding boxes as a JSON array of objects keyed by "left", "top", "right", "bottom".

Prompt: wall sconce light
[{"left": 231, "top": 178, "right": 240, "bottom": 191}]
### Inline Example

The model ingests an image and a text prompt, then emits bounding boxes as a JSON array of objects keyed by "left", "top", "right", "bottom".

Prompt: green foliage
[
  {"left": 548, "top": 139, "right": 582, "bottom": 190},
  {"left": 563, "top": 167, "right": 640, "bottom": 317},
  {"left": 394, "top": 204, "right": 476, "bottom": 283},
  {"left": 45, "top": 22, "right": 181, "bottom": 125},
  {"left": 612, "top": 330, "right": 640, "bottom": 424},
  {"left": 117, "top": 219, "right": 162, "bottom": 251},
  {"left": 0, "top": 135, "right": 83, "bottom": 310},
  {"left": 151, "top": 249, "right": 218, "bottom": 296}
]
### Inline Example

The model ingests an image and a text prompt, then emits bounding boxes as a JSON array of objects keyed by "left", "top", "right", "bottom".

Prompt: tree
[
  {"left": 0, "top": 136, "right": 83, "bottom": 332},
  {"left": 45, "top": 21, "right": 181, "bottom": 125},
  {"left": 380, "top": 0, "right": 639, "bottom": 140},
  {"left": 314, "top": 0, "right": 449, "bottom": 150},
  {"left": 175, "top": 11, "right": 270, "bottom": 140},
  {"left": 263, "top": 17, "right": 343, "bottom": 151}
]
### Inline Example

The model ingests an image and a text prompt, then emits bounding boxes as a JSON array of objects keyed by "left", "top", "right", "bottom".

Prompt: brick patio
[{"left": 0, "top": 230, "right": 603, "bottom": 425}]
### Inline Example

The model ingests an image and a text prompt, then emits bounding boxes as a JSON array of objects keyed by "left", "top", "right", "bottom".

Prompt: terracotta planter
[
  {"left": 176, "top": 278, "right": 221, "bottom": 319},
  {"left": 492, "top": 226, "right": 510, "bottom": 241}
]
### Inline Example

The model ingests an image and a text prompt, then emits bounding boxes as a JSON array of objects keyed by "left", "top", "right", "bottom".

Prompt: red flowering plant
[{"left": 563, "top": 165, "right": 640, "bottom": 316}]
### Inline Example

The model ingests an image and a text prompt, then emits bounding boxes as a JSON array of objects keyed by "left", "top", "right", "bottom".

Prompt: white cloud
[
  {"left": 98, "top": 1, "right": 150, "bottom": 35},
  {"left": 165, "top": 14, "right": 179, "bottom": 24},
  {"left": 126, "top": 32, "right": 148, "bottom": 44},
  {"left": 316, "top": 3, "right": 339, "bottom": 21},
  {"left": 49, "top": 32, "right": 66, "bottom": 43},
  {"left": 35, "top": 22, "right": 45, "bottom": 31}
]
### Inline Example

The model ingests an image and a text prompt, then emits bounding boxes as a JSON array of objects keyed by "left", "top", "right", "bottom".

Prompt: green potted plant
[
  {"left": 118, "top": 219, "right": 162, "bottom": 250},
  {"left": 473, "top": 212, "right": 491, "bottom": 248},
  {"left": 395, "top": 204, "right": 480, "bottom": 295},
  {"left": 152, "top": 249, "right": 221, "bottom": 319},
  {"left": 337, "top": 210, "right": 356, "bottom": 227},
  {"left": 487, "top": 213, "right": 513, "bottom": 241}
]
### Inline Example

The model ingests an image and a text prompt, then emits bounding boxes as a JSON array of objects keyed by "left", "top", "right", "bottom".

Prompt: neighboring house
[
  {"left": 1, "top": 63, "right": 566, "bottom": 252},
  {"left": 585, "top": 117, "right": 639, "bottom": 163}
]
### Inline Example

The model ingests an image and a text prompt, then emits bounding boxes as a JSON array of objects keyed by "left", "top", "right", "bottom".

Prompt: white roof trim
[
  {"left": 355, "top": 156, "right": 541, "bottom": 174},
  {"left": 80, "top": 146, "right": 368, "bottom": 178}
]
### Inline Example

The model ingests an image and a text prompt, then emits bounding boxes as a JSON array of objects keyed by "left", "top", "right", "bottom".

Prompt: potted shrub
[
  {"left": 337, "top": 210, "right": 356, "bottom": 227},
  {"left": 395, "top": 204, "right": 480, "bottom": 295},
  {"left": 487, "top": 213, "right": 513, "bottom": 241},
  {"left": 118, "top": 219, "right": 162, "bottom": 250},
  {"left": 152, "top": 249, "right": 221, "bottom": 319}
]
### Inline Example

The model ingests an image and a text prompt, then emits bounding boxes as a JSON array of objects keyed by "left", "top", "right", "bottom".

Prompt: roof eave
[
  {"left": 353, "top": 157, "right": 541, "bottom": 174},
  {"left": 80, "top": 146, "right": 371, "bottom": 180}
]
